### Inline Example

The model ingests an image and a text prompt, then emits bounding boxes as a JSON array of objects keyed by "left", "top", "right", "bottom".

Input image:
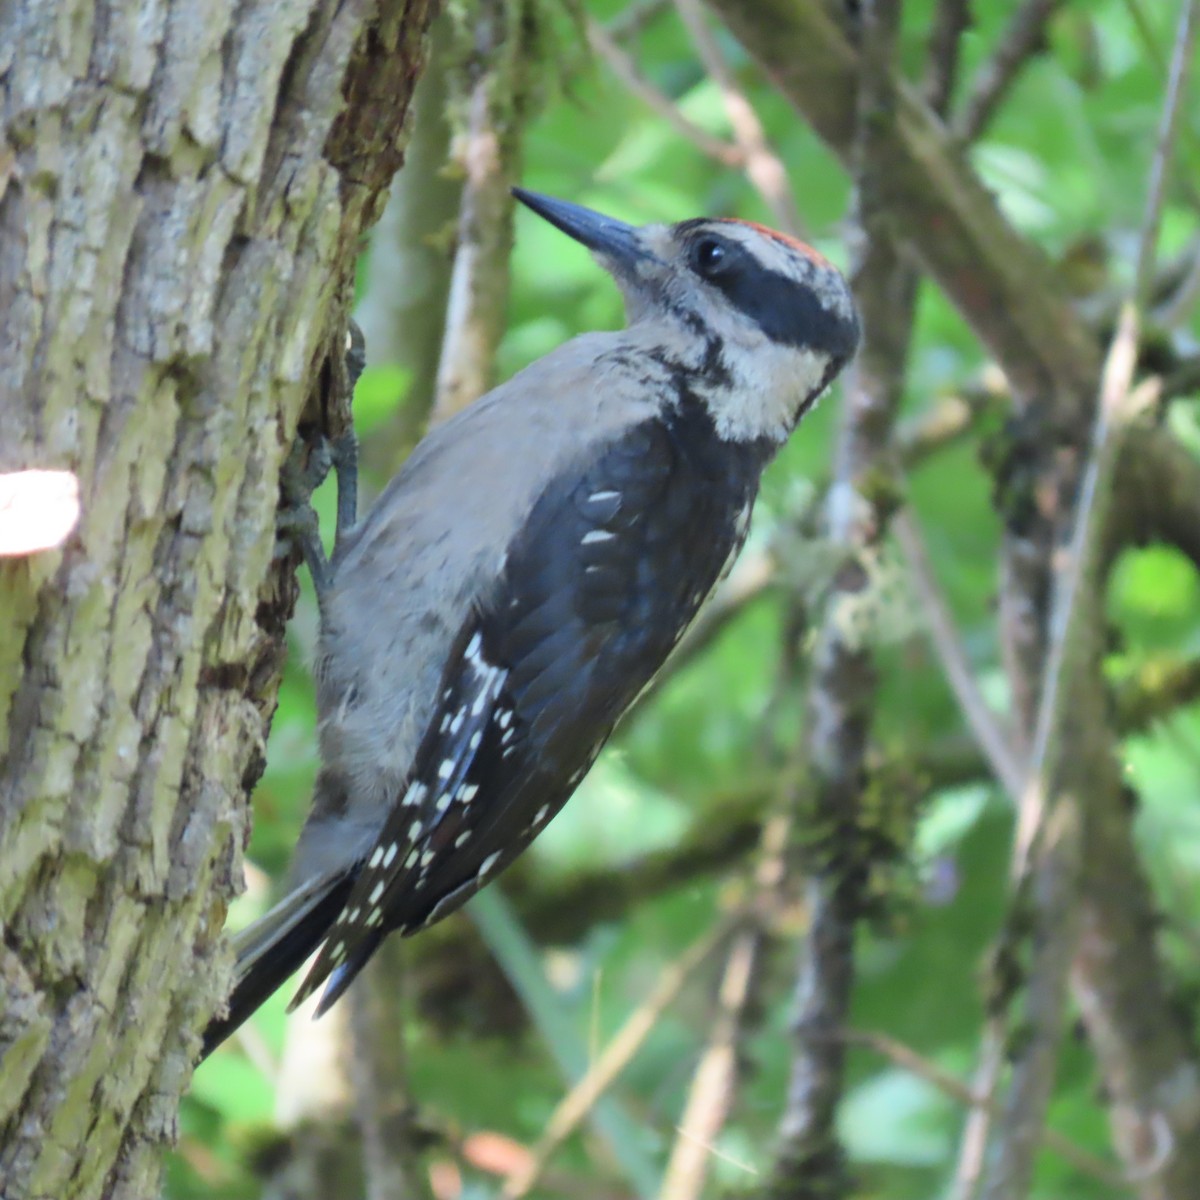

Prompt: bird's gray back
[{"left": 290, "top": 331, "right": 666, "bottom": 881}]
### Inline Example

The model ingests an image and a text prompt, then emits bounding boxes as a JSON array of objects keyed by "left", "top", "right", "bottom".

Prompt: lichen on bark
[{"left": 0, "top": 2, "right": 434, "bottom": 1197}]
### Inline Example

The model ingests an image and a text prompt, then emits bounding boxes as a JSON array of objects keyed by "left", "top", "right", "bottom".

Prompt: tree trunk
[{"left": 0, "top": 2, "right": 434, "bottom": 1197}]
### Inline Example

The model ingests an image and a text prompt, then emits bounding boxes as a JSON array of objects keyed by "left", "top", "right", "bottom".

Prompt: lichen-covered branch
[
  {"left": 432, "top": 0, "right": 544, "bottom": 420},
  {"left": 768, "top": 4, "right": 913, "bottom": 1194}
]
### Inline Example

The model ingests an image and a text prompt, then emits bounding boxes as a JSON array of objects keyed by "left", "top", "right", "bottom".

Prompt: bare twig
[
  {"left": 1018, "top": 0, "right": 1198, "bottom": 868},
  {"left": 608, "top": 0, "right": 672, "bottom": 43},
  {"left": 586, "top": 17, "right": 743, "bottom": 167},
  {"left": 355, "top": 13, "right": 457, "bottom": 465},
  {"left": 1119, "top": 0, "right": 1200, "bottom": 200},
  {"left": 672, "top": 0, "right": 805, "bottom": 237},
  {"left": 659, "top": 813, "right": 790, "bottom": 1200},
  {"left": 981, "top": 808, "right": 1084, "bottom": 1200},
  {"left": 350, "top": 947, "right": 436, "bottom": 1200},
  {"left": 846, "top": 1029, "right": 1131, "bottom": 1187},
  {"left": 924, "top": 0, "right": 971, "bottom": 117},
  {"left": 660, "top": 932, "right": 763, "bottom": 1199},
  {"left": 1156, "top": 238, "right": 1200, "bottom": 328},
  {"left": 500, "top": 918, "right": 734, "bottom": 1199},
  {"left": 949, "top": 1026, "right": 1006, "bottom": 1200},
  {"left": 433, "top": 0, "right": 534, "bottom": 421},
  {"left": 1013, "top": 322, "right": 1152, "bottom": 871},
  {"left": 892, "top": 507, "right": 1024, "bottom": 801},
  {"left": 954, "top": 0, "right": 1064, "bottom": 143},
  {"left": 399, "top": 644, "right": 1200, "bottom": 1009},
  {"left": 1132, "top": 3, "right": 1198, "bottom": 308}
]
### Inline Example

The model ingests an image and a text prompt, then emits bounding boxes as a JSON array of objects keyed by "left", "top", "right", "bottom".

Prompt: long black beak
[{"left": 512, "top": 188, "right": 651, "bottom": 269}]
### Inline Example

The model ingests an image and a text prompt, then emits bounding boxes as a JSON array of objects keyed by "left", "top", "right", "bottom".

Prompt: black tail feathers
[{"left": 200, "top": 873, "right": 355, "bottom": 1060}]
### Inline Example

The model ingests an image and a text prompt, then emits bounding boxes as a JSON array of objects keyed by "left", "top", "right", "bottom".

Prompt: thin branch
[
  {"left": 432, "top": 0, "right": 533, "bottom": 421},
  {"left": 769, "top": 3, "right": 910, "bottom": 1193},
  {"left": 500, "top": 917, "right": 734, "bottom": 1199},
  {"left": 1132, "top": 0, "right": 1198, "bottom": 309},
  {"left": 607, "top": 0, "right": 672, "bottom": 43},
  {"left": 954, "top": 0, "right": 1064, "bottom": 143},
  {"left": 1119, "top": 0, "right": 1200, "bottom": 202},
  {"left": 1018, "top": 0, "right": 1198, "bottom": 867},
  {"left": 350, "top": 947, "right": 436, "bottom": 1200},
  {"left": 586, "top": 17, "right": 743, "bottom": 167},
  {"left": 659, "top": 813, "right": 790, "bottom": 1200},
  {"left": 472, "top": 889, "right": 662, "bottom": 1197},
  {"left": 949, "top": 1025, "right": 1006, "bottom": 1200},
  {"left": 924, "top": 0, "right": 971, "bottom": 117},
  {"left": 672, "top": 0, "right": 805, "bottom": 237},
  {"left": 1156, "top": 239, "right": 1200, "bottom": 329},
  {"left": 845, "top": 1029, "right": 1132, "bottom": 1187},
  {"left": 981, "top": 807, "right": 1084, "bottom": 1200},
  {"left": 892, "top": 506, "right": 1024, "bottom": 801}
]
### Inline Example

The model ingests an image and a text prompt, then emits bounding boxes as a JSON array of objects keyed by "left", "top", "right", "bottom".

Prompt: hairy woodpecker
[{"left": 202, "top": 189, "right": 859, "bottom": 1056}]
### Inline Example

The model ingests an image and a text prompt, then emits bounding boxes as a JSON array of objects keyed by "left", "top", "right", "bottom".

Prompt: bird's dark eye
[{"left": 692, "top": 237, "right": 728, "bottom": 277}]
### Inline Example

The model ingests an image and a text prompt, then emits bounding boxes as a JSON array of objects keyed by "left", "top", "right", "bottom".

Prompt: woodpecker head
[{"left": 513, "top": 188, "right": 859, "bottom": 443}]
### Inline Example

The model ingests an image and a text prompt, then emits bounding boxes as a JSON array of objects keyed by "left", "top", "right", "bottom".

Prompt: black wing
[{"left": 292, "top": 413, "right": 770, "bottom": 1014}]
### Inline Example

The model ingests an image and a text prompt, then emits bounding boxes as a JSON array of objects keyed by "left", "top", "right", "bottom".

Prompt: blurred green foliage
[{"left": 175, "top": 1, "right": 1200, "bottom": 1196}]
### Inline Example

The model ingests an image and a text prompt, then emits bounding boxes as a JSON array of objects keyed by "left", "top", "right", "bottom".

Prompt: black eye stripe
[
  {"left": 683, "top": 232, "right": 856, "bottom": 357},
  {"left": 712, "top": 263, "right": 859, "bottom": 357}
]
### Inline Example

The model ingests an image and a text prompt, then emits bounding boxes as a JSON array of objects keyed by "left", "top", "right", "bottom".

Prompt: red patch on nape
[{"left": 717, "top": 218, "right": 832, "bottom": 268}]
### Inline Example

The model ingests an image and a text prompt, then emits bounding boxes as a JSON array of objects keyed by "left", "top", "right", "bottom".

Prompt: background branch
[
  {"left": 954, "top": 0, "right": 1064, "bottom": 143},
  {"left": 769, "top": 4, "right": 912, "bottom": 1193}
]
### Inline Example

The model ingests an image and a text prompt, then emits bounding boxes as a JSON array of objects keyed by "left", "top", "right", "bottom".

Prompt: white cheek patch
[{"left": 705, "top": 344, "right": 833, "bottom": 443}]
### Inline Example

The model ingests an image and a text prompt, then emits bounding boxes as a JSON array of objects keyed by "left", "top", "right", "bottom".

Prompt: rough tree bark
[{"left": 0, "top": 2, "right": 434, "bottom": 1197}]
